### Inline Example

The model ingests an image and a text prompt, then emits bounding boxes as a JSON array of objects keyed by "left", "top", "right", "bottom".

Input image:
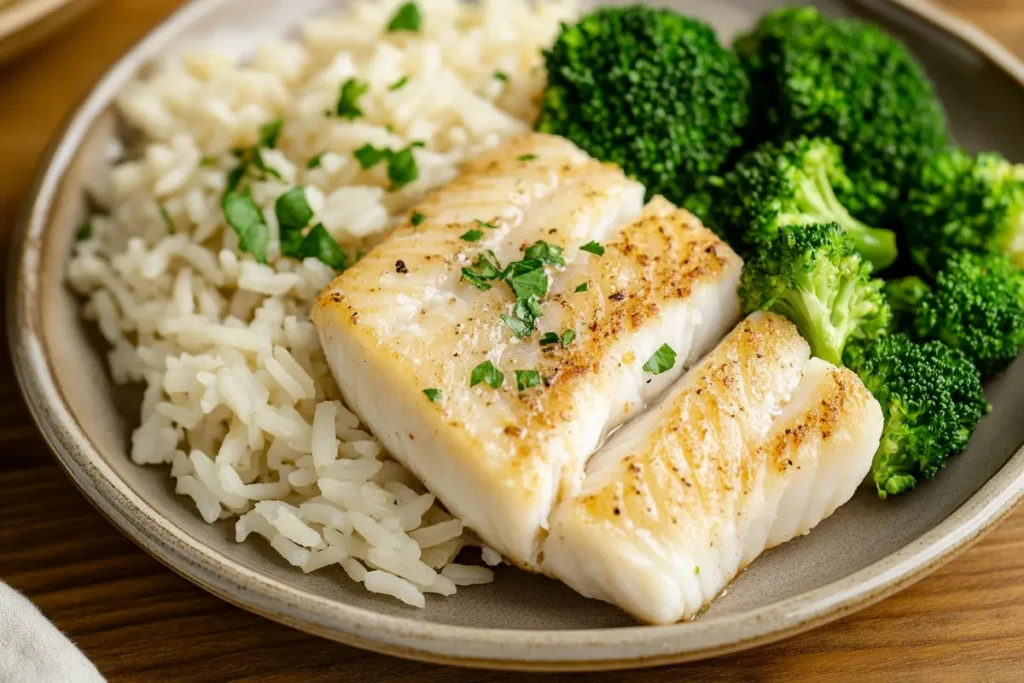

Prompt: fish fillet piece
[
  {"left": 542, "top": 312, "right": 883, "bottom": 624},
  {"left": 312, "top": 133, "right": 743, "bottom": 568}
]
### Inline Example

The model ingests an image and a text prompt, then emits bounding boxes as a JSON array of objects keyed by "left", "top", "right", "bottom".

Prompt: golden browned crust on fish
[
  {"left": 761, "top": 366, "right": 875, "bottom": 475},
  {"left": 573, "top": 313, "right": 808, "bottom": 529}
]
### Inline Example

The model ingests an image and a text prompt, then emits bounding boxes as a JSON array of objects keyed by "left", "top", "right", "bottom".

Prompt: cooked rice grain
[{"left": 68, "top": 0, "right": 578, "bottom": 607}]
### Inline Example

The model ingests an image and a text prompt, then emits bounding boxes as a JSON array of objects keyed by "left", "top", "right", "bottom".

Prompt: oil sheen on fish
[
  {"left": 541, "top": 313, "right": 884, "bottom": 624},
  {"left": 312, "top": 133, "right": 743, "bottom": 568}
]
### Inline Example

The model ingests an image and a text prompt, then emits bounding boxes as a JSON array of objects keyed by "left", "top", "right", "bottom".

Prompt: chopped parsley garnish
[
  {"left": 539, "top": 332, "right": 560, "bottom": 346},
  {"left": 506, "top": 260, "right": 548, "bottom": 299},
  {"left": 354, "top": 142, "right": 421, "bottom": 190},
  {"left": 226, "top": 164, "right": 248, "bottom": 193},
  {"left": 460, "top": 250, "right": 503, "bottom": 291},
  {"left": 222, "top": 117, "right": 286, "bottom": 198},
  {"left": 275, "top": 187, "right": 315, "bottom": 252},
  {"left": 389, "top": 76, "right": 409, "bottom": 91},
  {"left": 540, "top": 329, "right": 574, "bottom": 348},
  {"left": 306, "top": 152, "right": 325, "bottom": 169},
  {"left": 385, "top": 144, "right": 419, "bottom": 189},
  {"left": 475, "top": 219, "right": 498, "bottom": 230},
  {"left": 222, "top": 191, "right": 269, "bottom": 263},
  {"left": 75, "top": 221, "right": 93, "bottom": 241},
  {"left": 411, "top": 211, "right": 426, "bottom": 226},
  {"left": 159, "top": 204, "right": 174, "bottom": 233},
  {"left": 335, "top": 78, "right": 369, "bottom": 120},
  {"left": 502, "top": 295, "right": 543, "bottom": 339},
  {"left": 354, "top": 143, "right": 388, "bottom": 169},
  {"left": 493, "top": 70, "right": 509, "bottom": 83},
  {"left": 517, "top": 154, "right": 537, "bottom": 162},
  {"left": 502, "top": 313, "right": 534, "bottom": 339},
  {"left": 515, "top": 370, "right": 541, "bottom": 391},
  {"left": 387, "top": 2, "right": 422, "bottom": 32},
  {"left": 575, "top": 282, "right": 589, "bottom": 293},
  {"left": 274, "top": 187, "right": 349, "bottom": 269},
  {"left": 523, "top": 240, "right": 564, "bottom": 266},
  {"left": 461, "top": 229, "right": 483, "bottom": 242},
  {"left": 643, "top": 344, "right": 677, "bottom": 375},
  {"left": 258, "top": 116, "right": 284, "bottom": 149},
  {"left": 470, "top": 361, "right": 504, "bottom": 389},
  {"left": 292, "top": 224, "right": 349, "bottom": 270},
  {"left": 580, "top": 240, "right": 605, "bottom": 256},
  {"left": 694, "top": 566, "right": 701, "bottom": 575},
  {"left": 461, "top": 270, "right": 492, "bottom": 291},
  {"left": 423, "top": 388, "right": 442, "bottom": 402},
  {"left": 199, "top": 155, "right": 218, "bottom": 167}
]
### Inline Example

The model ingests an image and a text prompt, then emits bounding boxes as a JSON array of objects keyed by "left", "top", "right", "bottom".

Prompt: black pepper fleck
[{"left": 395, "top": 260, "right": 408, "bottom": 274}]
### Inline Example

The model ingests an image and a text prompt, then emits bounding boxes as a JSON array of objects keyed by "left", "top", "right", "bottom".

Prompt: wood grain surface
[{"left": 2, "top": 1, "right": 1023, "bottom": 681}]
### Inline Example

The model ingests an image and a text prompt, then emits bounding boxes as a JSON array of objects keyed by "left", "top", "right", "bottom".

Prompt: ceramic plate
[{"left": 10, "top": 0, "right": 1024, "bottom": 671}]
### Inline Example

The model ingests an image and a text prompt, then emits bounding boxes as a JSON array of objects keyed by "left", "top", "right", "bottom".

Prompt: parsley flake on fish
[
  {"left": 515, "top": 370, "right": 541, "bottom": 391},
  {"left": 643, "top": 344, "right": 677, "bottom": 375},
  {"left": 470, "top": 361, "right": 504, "bottom": 389}
]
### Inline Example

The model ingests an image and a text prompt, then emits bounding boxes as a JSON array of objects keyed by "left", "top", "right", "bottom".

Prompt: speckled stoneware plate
[{"left": 10, "top": 0, "right": 1024, "bottom": 671}]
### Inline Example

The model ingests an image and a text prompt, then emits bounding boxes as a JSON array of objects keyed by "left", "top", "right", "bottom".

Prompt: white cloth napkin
[{"left": 0, "top": 583, "right": 105, "bottom": 683}]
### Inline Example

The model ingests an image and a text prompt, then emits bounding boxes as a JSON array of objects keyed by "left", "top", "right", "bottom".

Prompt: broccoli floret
[
  {"left": 739, "top": 223, "right": 890, "bottom": 365},
  {"left": 537, "top": 6, "right": 750, "bottom": 204},
  {"left": 848, "top": 334, "right": 989, "bottom": 498},
  {"left": 884, "top": 276, "right": 931, "bottom": 332},
  {"left": 736, "top": 7, "right": 948, "bottom": 224},
  {"left": 709, "top": 137, "right": 898, "bottom": 269},
  {"left": 908, "top": 252, "right": 1024, "bottom": 377},
  {"left": 903, "top": 148, "right": 1024, "bottom": 273}
]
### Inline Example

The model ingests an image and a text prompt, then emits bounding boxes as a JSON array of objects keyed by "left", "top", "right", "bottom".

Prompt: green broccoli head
[
  {"left": 903, "top": 149, "right": 1024, "bottom": 273},
  {"left": 884, "top": 276, "right": 931, "bottom": 332},
  {"left": 848, "top": 334, "right": 989, "bottom": 498},
  {"left": 909, "top": 252, "right": 1024, "bottom": 377},
  {"left": 736, "top": 7, "right": 948, "bottom": 224},
  {"left": 537, "top": 6, "right": 750, "bottom": 204},
  {"left": 739, "top": 223, "right": 891, "bottom": 365},
  {"left": 709, "top": 137, "right": 898, "bottom": 269}
]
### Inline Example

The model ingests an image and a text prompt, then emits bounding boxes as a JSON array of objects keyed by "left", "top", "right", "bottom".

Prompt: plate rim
[{"left": 8, "top": 0, "right": 1024, "bottom": 671}]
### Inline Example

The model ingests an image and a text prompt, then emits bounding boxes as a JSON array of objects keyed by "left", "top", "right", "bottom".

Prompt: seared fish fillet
[
  {"left": 541, "top": 313, "right": 883, "bottom": 624},
  {"left": 313, "top": 133, "right": 743, "bottom": 567}
]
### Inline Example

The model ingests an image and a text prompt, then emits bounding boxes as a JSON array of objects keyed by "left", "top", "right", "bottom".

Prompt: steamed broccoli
[
  {"left": 903, "top": 148, "right": 1024, "bottom": 273},
  {"left": 907, "top": 252, "right": 1024, "bottom": 377},
  {"left": 736, "top": 7, "right": 948, "bottom": 224},
  {"left": 884, "top": 276, "right": 931, "bottom": 332},
  {"left": 739, "top": 223, "right": 890, "bottom": 366},
  {"left": 709, "top": 137, "right": 898, "bottom": 269},
  {"left": 848, "top": 334, "right": 989, "bottom": 498},
  {"left": 537, "top": 6, "right": 750, "bottom": 204}
]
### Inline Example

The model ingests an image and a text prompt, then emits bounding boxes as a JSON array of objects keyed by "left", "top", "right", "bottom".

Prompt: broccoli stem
[
  {"left": 794, "top": 166, "right": 898, "bottom": 271},
  {"left": 776, "top": 290, "right": 844, "bottom": 365}
]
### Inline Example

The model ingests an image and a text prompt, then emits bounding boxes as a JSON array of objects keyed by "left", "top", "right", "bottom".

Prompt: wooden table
[{"left": 2, "top": 1, "right": 1023, "bottom": 680}]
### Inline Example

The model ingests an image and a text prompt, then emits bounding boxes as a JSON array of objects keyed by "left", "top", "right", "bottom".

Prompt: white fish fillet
[
  {"left": 541, "top": 312, "right": 883, "bottom": 624},
  {"left": 313, "top": 133, "right": 743, "bottom": 568}
]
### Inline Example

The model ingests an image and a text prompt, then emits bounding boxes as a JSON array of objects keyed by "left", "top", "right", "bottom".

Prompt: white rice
[{"left": 67, "top": 0, "right": 572, "bottom": 608}]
